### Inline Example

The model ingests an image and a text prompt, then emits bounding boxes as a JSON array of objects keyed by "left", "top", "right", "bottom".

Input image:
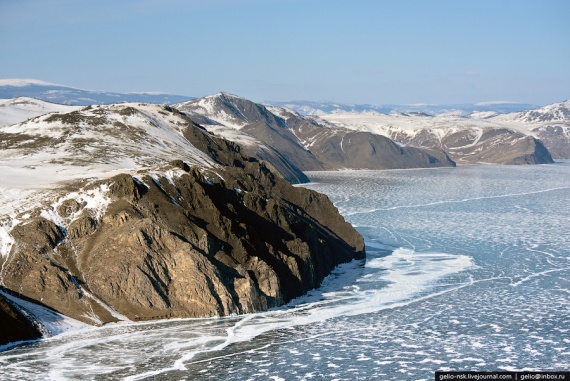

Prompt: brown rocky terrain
[{"left": 0, "top": 104, "right": 365, "bottom": 345}]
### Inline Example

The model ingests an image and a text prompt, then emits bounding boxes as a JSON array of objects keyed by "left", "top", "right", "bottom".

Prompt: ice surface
[{"left": 1, "top": 163, "right": 569, "bottom": 381}]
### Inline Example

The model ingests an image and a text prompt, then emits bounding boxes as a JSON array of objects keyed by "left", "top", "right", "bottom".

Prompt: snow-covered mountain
[
  {"left": 486, "top": 101, "right": 570, "bottom": 159},
  {"left": 0, "top": 101, "right": 364, "bottom": 346},
  {"left": 319, "top": 112, "right": 553, "bottom": 165},
  {"left": 177, "top": 94, "right": 456, "bottom": 171},
  {"left": 0, "top": 79, "right": 194, "bottom": 106},
  {"left": 493, "top": 100, "right": 570, "bottom": 124},
  {"left": 0, "top": 97, "right": 79, "bottom": 127}
]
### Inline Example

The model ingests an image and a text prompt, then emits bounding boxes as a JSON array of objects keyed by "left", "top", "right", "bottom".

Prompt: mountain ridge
[
  {"left": 176, "top": 94, "right": 457, "bottom": 171},
  {"left": 0, "top": 102, "right": 365, "bottom": 346}
]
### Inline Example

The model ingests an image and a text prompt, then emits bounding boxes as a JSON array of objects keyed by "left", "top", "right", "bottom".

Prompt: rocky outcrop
[
  {"left": 1, "top": 150, "right": 364, "bottom": 325},
  {"left": 0, "top": 292, "right": 42, "bottom": 346}
]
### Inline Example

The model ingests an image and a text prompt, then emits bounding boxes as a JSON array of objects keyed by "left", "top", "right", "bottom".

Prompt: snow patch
[{"left": 40, "top": 184, "right": 112, "bottom": 229}]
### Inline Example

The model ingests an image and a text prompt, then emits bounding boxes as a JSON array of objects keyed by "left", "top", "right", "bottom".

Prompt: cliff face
[
  {"left": 0, "top": 293, "right": 42, "bottom": 346},
  {"left": 2, "top": 157, "right": 363, "bottom": 325},
  {"left": 0, "top": 111, "right": 364, "bottom": 341}
]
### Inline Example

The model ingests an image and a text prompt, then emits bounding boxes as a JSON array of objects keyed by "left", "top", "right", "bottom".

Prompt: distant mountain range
[
  {"left": 1, "top": 79, "right": 566, "bottom": 167},
  {"left": 0, "top": 78, "right": 538, "bottom": 115},
  {"left": 319, "top": 100, "right": 570, "bottom": 162},
  {"left": 0, "top": 79, "right": 194, "bottom": 105},
  {"left": 267, "top": 100, "right": 540, "bottom": 117}
]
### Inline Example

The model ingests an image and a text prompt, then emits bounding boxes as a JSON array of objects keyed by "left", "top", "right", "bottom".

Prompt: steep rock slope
[
  {"left": 0, "top": 103, "right": 364, "bottom": 344},
  {"left": 177, "top": 93, "right": 323, "bottom": 176},
  {"left": 177, "top": 94, "right": 456, "bottom": 170}
]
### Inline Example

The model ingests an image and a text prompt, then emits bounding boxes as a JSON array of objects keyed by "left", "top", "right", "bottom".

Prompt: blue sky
[{"left": 1, "top": 0, "right": 569, "bottom": 105}]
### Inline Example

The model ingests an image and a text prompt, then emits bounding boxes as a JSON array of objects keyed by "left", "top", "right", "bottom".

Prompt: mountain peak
[{"left": 208, "top": 91, "right": 246, "bottom": 100}]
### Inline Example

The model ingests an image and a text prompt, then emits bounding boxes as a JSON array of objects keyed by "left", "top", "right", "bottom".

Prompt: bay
[{"left": 1, "top": 162, "right": 569, "bottom": 380}]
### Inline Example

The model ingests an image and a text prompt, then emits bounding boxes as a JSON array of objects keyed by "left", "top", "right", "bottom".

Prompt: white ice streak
[{"left": 125, "top": 247, "right": 474, "bottom": 380}]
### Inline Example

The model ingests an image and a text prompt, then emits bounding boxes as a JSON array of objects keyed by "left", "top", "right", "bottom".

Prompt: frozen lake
[{"left": 1, "top": 162, "right": 569, "bottom": 380}]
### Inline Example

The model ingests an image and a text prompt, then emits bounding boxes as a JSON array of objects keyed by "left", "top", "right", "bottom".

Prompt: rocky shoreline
[{"left": 0, "top": 112, "right": 365, "bottom": 346}]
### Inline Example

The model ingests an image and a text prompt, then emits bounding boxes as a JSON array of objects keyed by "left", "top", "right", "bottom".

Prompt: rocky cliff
[
  {"left": 0, "top": 292, "right": 43, "bottom": 346},
  {"left": 0, "top": 103, "right": 365, "bottom": 345}
]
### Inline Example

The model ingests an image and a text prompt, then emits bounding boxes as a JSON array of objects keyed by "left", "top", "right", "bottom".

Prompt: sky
[{"left": 1, "top": 0, "right": 569, "bottom": 105}]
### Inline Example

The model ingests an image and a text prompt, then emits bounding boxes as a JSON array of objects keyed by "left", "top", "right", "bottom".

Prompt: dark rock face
[
  {"left": 532, "top": 125, "right": 570, "bottom": 159},
  {"left": 0, "top": 292, "right": 42, "bottom": 346},
  {"left": 1, "top": 153, "right": 364, "bottom": 324}
]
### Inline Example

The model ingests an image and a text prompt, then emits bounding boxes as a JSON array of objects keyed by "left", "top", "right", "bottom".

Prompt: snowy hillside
[
  {"left": 0, "top": 97, "right": 79, "bottom": 127},
  {"left": 0, "top": 103, "right": 215, "bottom": 257},
  {"left": 484, "top": 101, "right": 570, "bottom": 158},
  {"left": 319, "top": 111, "right": 554, "bottom": 164}
]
